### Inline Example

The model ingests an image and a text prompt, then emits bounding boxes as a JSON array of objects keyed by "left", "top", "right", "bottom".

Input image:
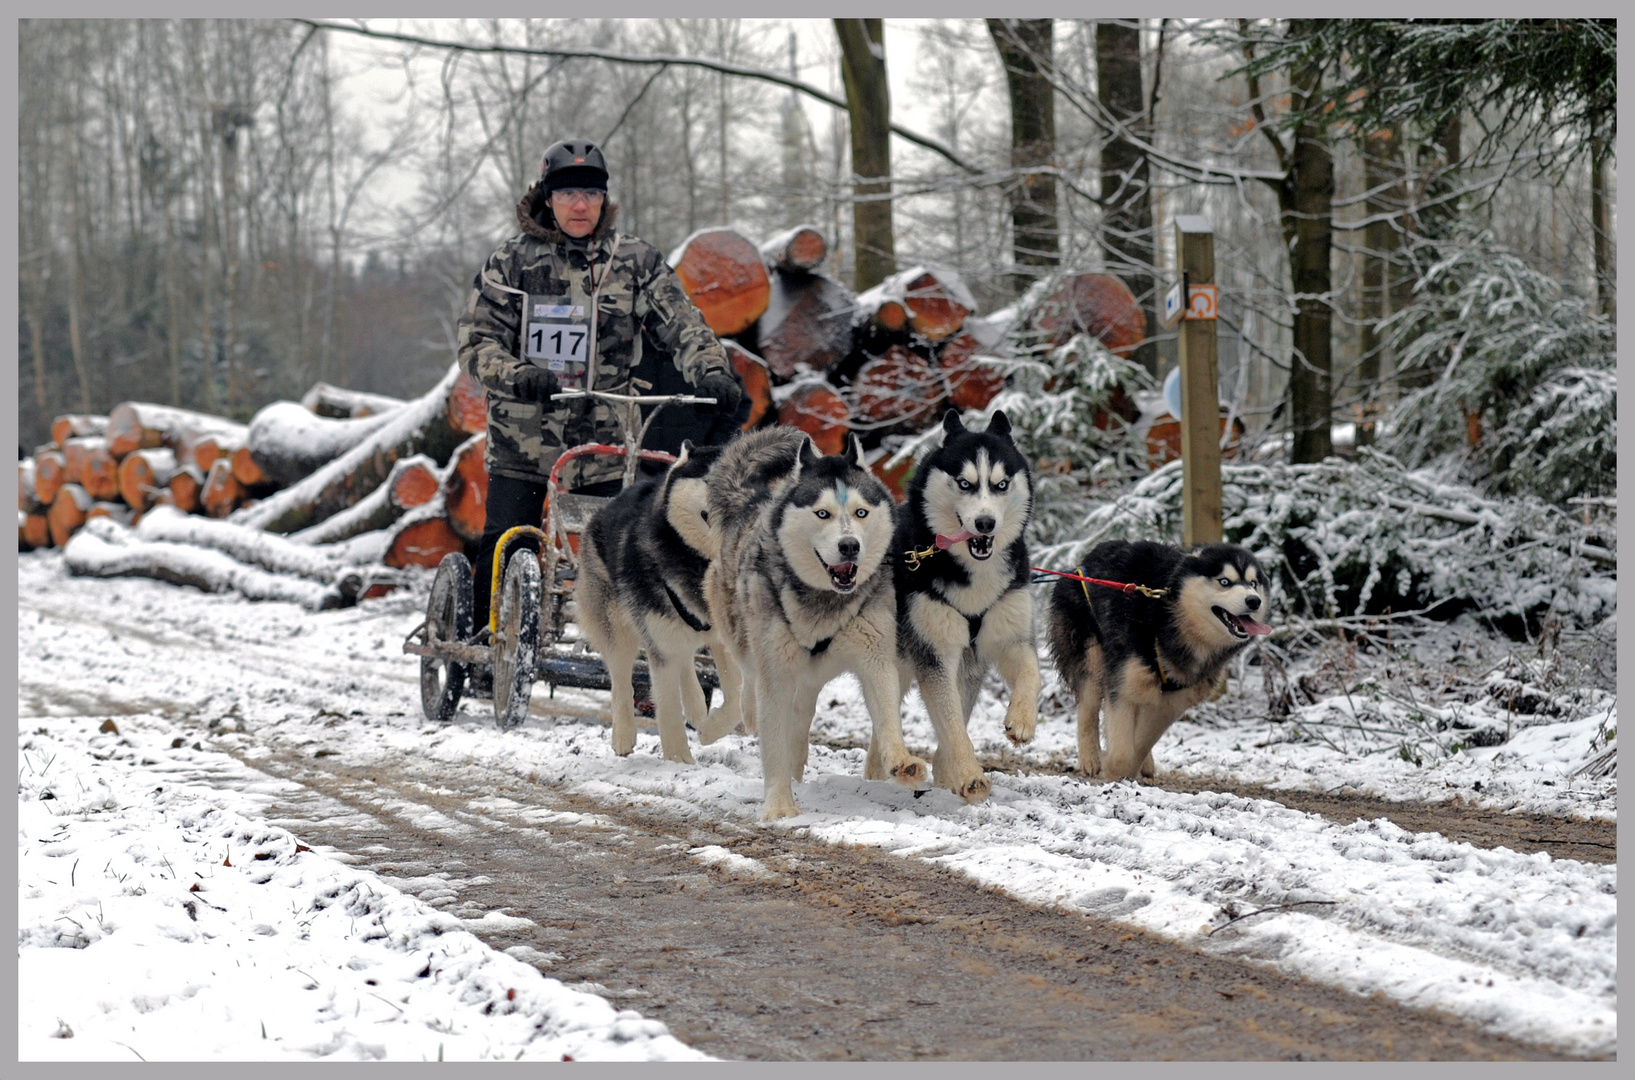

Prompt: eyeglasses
[{"left": 550, "top": 188, "right": 606, "bottom": 206}]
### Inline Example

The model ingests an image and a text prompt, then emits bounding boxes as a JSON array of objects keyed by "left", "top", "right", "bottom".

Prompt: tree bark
[
  {"left": 1095, "top": 20, "right": 1158, "bottom": 376},
  {"left": 834, "top": 19, "right": 894, "bottom": 291},
  {"left": 1591, "top": 131, "right": 1614, "bottom": 323},
  {"left": 1356, "top": 125, "right": 1401, "bottom": 445},
  {"left": 1283, "top": 21, "right": 1334, "bottom": 465},
  {"left": 987, "top": 19, "right": 1059, "bottom": 295}
]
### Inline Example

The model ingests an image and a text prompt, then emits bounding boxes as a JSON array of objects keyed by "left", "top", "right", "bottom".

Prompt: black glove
[
  {"left": 513, "top": 364, "right": 561, "bottom": 405},
  {"left": 695, "top": 370, "right": 743, "bottom": 415}
]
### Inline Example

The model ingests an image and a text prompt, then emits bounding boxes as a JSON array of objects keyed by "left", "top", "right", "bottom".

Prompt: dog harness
[{"left": 662, "top": 582, "right": 711, "bottom": 634}]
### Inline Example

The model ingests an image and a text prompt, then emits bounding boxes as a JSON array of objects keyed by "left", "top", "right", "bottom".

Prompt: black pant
[{"left": 470, "top": 473, "right": 624, "bottom": 629}]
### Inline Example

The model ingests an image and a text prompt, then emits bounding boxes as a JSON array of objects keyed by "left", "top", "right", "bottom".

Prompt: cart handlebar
[{"left": 549, "top": 389, "right": 717, "bottom": 406}]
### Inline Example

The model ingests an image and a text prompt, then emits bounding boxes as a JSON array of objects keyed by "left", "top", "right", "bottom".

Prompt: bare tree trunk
[
  {"left": 1356, "top": 125, "right": 1400, "bottom": 445},
  {"left": 216, "top": 103, "right": 251, "bottom": 411},
  {"left": 1095, "top": 19, "right": 1158, "bottom": 376},
  {"left": 987, "top": 19, "right": 1059, "bottom": 297},
  {"left": 1591, "top": 131, "right": 1614, "bottom": 322},
  {"left": 1283, "top": 21, "right": 1334, "bottom": 465},
  {"left": 834, "top": 18, "right": 894, "bottom": 292}
]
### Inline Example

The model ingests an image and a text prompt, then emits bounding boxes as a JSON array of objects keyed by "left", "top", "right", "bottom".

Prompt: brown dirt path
[{"left": 221, "top": 745, "right": 1587, "bottom": 1062}]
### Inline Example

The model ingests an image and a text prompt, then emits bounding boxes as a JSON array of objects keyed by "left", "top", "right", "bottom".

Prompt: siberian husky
[
  {"left": 889, "top": 409, "right": 1040, "bottom": 803},
  {"left": 704, "top": 430, "right": 929, "bottom": 820},
  {"left": 577, "top": 442, "right": 723, "bottom": 763},
  {"left": 1045, "top": 540, "right": 1271, "bottom": 779}
]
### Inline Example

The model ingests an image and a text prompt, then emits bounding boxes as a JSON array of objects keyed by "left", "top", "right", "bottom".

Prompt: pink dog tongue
[
  {"left": 935, "top": 530, "right": 975, "bottom": 549},
  {"left": 1241, "top": 617, "right": 1272, "bottom": 636}
]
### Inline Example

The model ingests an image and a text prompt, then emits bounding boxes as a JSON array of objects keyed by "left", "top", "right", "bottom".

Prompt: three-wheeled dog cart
[{"left": 404, "top": 387, "right": 720, "bottom": 729}]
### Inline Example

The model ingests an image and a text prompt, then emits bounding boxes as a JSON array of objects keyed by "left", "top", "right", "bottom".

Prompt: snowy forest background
[{"left": 16, "top": 19, "right": 1616, "bottom": 578}]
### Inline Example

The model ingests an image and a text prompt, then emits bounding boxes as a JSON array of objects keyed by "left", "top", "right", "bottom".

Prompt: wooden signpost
[{"left": 1173, "top": 215, "right": 1222, "bottom": 546}]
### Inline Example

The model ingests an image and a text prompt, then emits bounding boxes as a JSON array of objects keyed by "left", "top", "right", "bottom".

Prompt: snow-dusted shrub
[
  {"left": 1035, "top": 449, "right": 1613, "bottom": 632},
  {"left": 1382, "top": 231, "right": 1615, "bottom": 505}
]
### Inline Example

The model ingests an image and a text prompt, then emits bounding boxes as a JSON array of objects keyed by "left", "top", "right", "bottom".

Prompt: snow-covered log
[
  {"left": 21, "top": 509, "right": 49, "bottom": 549},
  {"left": 752, "top": 271, "right": 856, "bottom": 379},
  {"left": 442, "top": 433, "right": 489, "bottom": 542},
  {"left": 168, "top": 465, "right": 206, "bottom": 513},
  {"left": 936, "top": 332, "right": 1007, "bottom": 412},
  {"left": 105, "top": 402, "right": 246, "bottom": 460},
  {"left": 51, "top": 413, "right": 108, "bottom": 448},
  {"left": 288, "top": 455, "right": 442, "bottom": 545},
  {"left": 201, "top": 459, "right": 244, "bottom": 518},
  {"left": 759, "top": 224, "right": 827, "bottom": 272},
  {"left": 299, "top": 381, "right": 405, "bottom": 418},
  {"left": 668, "top": 227, "right": 772, "bottom": 336},
  {"left": 723, "top": 342, "right": 773, "bottom": 430},
  {"left": 183, "top": 431, "right": 243, "bottom": 474},
  {"left": 19, "top": 458, "right": 39, "bottom": 511},
  {"left": 852, "top": 345, "right": 942, "bottom": 429},
  {"left": 446, "top": 370, "right": 488, "bottom": 436},
  {"left": 83, "top": 444, "right": 122, "bottom": 502},
  {"left": 245, "top": 400, "right": 404, "bottom": 487},
  {"left": 134, "top": 504, "right": 367, "bottom": 584},
  {"left": 775, "top": 380, "right": 849, "bottom": 456},
  {"left": 118, "top": 448, "right": 178, "bottom": 510},
  {"left": 1032, "top": 273, "right": 1147, "bottom": 357},
  {"left": 33, "top": 451, "right": 65, "bottom": 508},
  {"left": 383, "top": 498, "right": 467, "bottom": 569},
  {"left": 48, "top": 483, "right": 93, "bottom": 547},
  {"left": 61, "top": 436, "right": 104, "bottom": 486},
  {"left": 855, "top": 265, "right": 976, "bottom": 343},
  {"left": 230, "top": 363, "right": 469, "bottom": 535},
  {"left": 63, "top": 516, "right": 352, "bottom": 610}
]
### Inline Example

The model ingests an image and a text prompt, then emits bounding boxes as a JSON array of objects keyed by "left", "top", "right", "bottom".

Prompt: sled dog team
[{"left": 578, "top": 410, "right": 1273, "bottom": 821}]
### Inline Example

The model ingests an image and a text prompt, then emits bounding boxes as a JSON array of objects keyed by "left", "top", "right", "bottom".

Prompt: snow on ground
[{"left": 16, "top": 552, "right": 1618, "bottom": 1058}]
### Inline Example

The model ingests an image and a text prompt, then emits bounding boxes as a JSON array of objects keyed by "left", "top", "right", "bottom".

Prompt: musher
[{"left": 457, "top": 138, "right": 745, "bottom": 637}]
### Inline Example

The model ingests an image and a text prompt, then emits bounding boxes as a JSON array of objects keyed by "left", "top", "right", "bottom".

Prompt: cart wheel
[
  {"left": 493, "top": 550, "right": 541, "bottom": 730},
  {"left": 421, "top": 553, "right": 473, "bottom": 724}
]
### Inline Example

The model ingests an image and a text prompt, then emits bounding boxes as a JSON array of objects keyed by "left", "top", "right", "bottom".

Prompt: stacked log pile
[
  {"left": 667, "top": 225, "right": 1153, "bottom": 493},
  {"left": 23, "top": 363, "right": 492, "bottom": 608},
  {"left": 25, "top": 233, "right": 1159, "bottom": 607}
]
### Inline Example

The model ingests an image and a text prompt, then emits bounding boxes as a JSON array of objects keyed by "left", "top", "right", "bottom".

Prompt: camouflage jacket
[{"left": 457, "top": 185, "right": 731, "bottom": 488}]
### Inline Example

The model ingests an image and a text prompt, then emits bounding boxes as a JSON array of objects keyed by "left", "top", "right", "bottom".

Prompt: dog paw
[
  {"left": 696, "top": 706, "right": 740, "bottom": 745},
  {"left": 952, "top": 772, "right": 991, "bottom": 803},
  {"left": 1076, "top": 751, "right": 1102, "bottom": 778},
  {"left": 760, "top": 793, "right": 801, "bottom": 821},
  {"left": 1003, "top": 701, "right": 1037, "bottom": 745},
  {"left": 888, "top": 755, "right": 930, "bottom": 787},
  {"left": 663, "top": 746, "right": 696, "bottom": 765},
  {"left": 611, "top": 719, "right": 637, "bottom": 757},
  {"left": 1140, "top": 751, "right": 1156, "bottom": 778}
]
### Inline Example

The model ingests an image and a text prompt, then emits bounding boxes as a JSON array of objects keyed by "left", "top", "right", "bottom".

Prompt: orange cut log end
[
  {"left": 83, "top": 448, "right": 122, "bottom": 502},
  {"left": 447, "top": 370, "right": 489, "bottom": 435},
  {"left": 1037, "top": 273, "right": 1147, "bottom": 357},
  {"left": 873, "top": 299, "right": 909, "bottom": 332},
  {"left": 118, "top": 450, "right": 176, "bottom": 510},
  {"left": 444, "top": 435, "right": 489, "bottom": 543},
  {"left": 231, "top": 445, "right": 270, "bottom": 488},
  {"left": 385, "top": 516, "right": 466, "bottom": 569},
  {"left": 188, "top": 434, "right": 239, "bottom": 474},
  {"left": 937, "top": 333, "right": 1007, "bottom": 413},
  {"left": 23, "top": 510, "right": 51, "bottom": 549},
  {"left": 389, "top": 461, "right": 441, "bottom": 510},
  {"left": 105, "top": 403, "right": 166, "bottom": 459},
  {"left": 776, "top": 384, "right": 850, "bottom": 457},
  {"left": 903, "top": 272, "right": 970, "bottom": 342},
  {"left": 48, "top": 485, "right": 92, "bottom": 547},
  {"left": 672, "top": 228, "right": 772, "bottom": 336},
  {"left": 201, "top": 459, "right": 244, "bottom": 518},
  {"left": 169, "top": 468, "right": 205, "bottom": 514},
  {"left": 724, "top": 342, "right": 773, "bottom": 429},
  {"left": 34, "top": 452, "right": 66, "bottom": 508},
  {"left": 854, "top": 346, "right": 942, "bottom": 428},
  {"left": 52, "top": 414, "right": 108, "bottom": 449}
]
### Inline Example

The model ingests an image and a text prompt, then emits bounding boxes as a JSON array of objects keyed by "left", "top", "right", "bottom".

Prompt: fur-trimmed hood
[{"left": 516, "top": 178, "right": 620, "bottom": 245}]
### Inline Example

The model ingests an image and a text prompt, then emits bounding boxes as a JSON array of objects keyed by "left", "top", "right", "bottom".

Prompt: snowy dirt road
[{"left": 16, "top": 555, "right": 1617, "bottom": 1060}]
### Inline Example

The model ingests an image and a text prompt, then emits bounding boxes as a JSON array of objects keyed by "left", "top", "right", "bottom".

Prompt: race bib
[{"left": 524, "top": 300, "right": 589, "bottom": 373}]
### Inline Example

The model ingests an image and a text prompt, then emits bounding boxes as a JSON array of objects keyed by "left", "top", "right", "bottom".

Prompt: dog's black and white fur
[
  {"left": 1046, "top": 540, "right": 1271, "bottom": 779},
  {"left": 888, "top": 410, "right": 1040, "bottom": 803},
  {"left": 706, "top": 431, "right": 928, "bottom": 820},
  {"left": 577, "top": 442, "right": 724, "bottom": 763}
]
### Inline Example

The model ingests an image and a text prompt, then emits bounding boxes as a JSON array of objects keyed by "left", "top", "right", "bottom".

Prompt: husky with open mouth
[
  {"left": 577, "top": 442, "right": 726, "bottom": 764},
  {"left": 888, "top": 409, "right": 1040, "bottom": 803},
  {"left": 704, "top": 431, "right": 929, "bottom": 820},
  {"left": 1045, "top": 540, "right": 1272, "bottom": 780}
]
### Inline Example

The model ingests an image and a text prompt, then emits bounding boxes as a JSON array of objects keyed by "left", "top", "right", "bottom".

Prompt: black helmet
[{"left": 540, "top": 139, "right": 609, "bottom": 191}]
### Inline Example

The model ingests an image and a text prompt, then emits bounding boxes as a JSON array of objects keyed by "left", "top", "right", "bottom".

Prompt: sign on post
[{"left": 1173, "top": 215, "right": 1222, "bottom": 546}]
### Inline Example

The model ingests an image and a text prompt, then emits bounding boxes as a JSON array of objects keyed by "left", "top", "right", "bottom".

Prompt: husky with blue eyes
[
  {"left": 887, "top": 409, "right": 1040, "bottom": 804},
  {"left": 701, "top": 430, "right": 929, "bottom": 821}
]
